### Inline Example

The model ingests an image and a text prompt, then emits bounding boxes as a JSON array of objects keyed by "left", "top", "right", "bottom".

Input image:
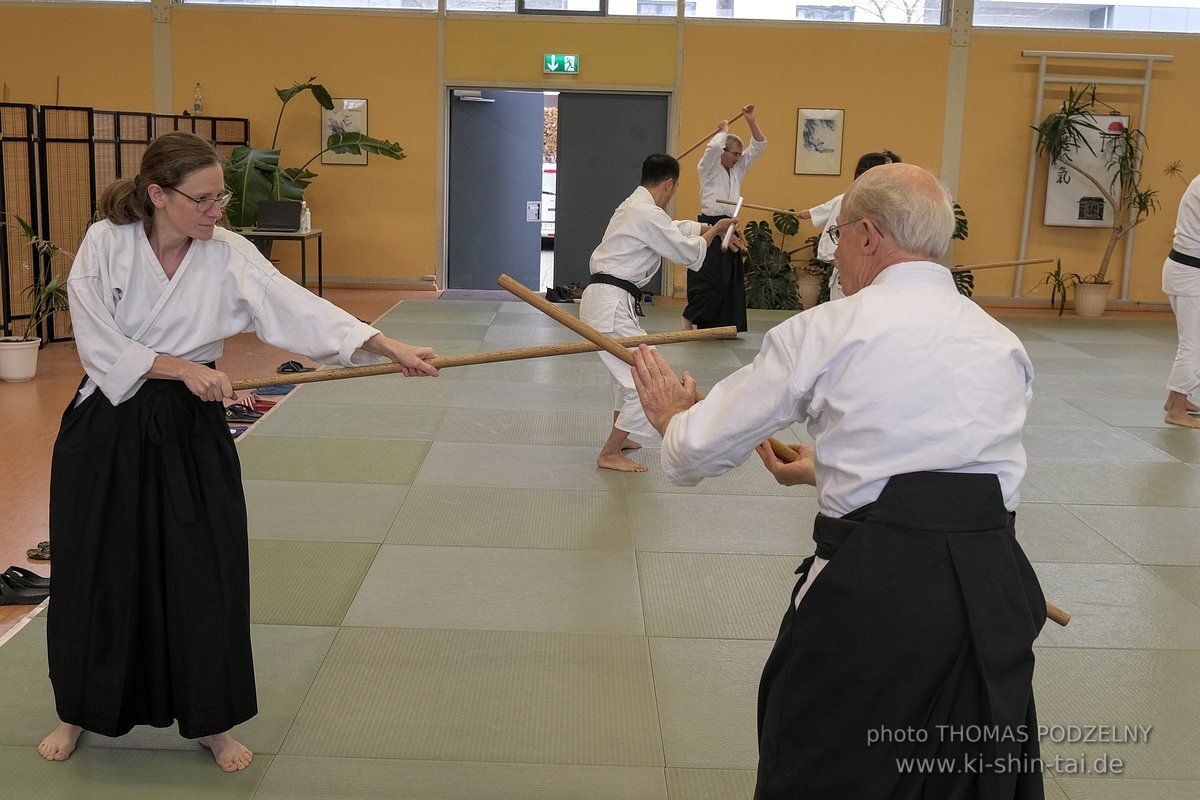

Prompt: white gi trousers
[
  {"left": 1164, "top": 258, "right": 1200, "bottom": 397},
  {"left": 580, "top": 284, "right": 656, "bottom": 438}
]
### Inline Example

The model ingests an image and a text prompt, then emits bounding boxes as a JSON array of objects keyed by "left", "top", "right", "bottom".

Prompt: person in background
[
  {"left": 38, "top": 131, "right": 439, "bottom": 771},
  {"left": 683, "top": 104, "right": 766, "bottom": 332},
  {"left": 1162, "top": 171, "right": 1200, "bottom": 429}
]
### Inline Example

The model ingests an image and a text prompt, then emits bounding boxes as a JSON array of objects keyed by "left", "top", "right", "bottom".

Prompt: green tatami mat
[
  {"left": 624, "top": 449, "right": 809, "bottom": 497},
  {"left": 416, "top": 442, "right": 629, "bottom": 491},
  {"left": 1034, "top": 647, "right": 1200, "bottom": 781},
  {"left": 1011, "top": 503, "right": 1134, "bottom": 564},
  {"left": 244, "top": 480, "right": 408, "bottom": 543},
  {"left": 1064, "top": 505, "right": 1200, "bottom": 566},
  {"left": 1122, "top": 427, "right": 1200, "bottom": 463},
  {"left": 256, "top": 756, "right": 669, "bottom": 800},
  {"left": 280, "top": 627, "right": 662, "bottom": 764},
  {"left": 450, "top": 380, "right": 613, "bottom": 411},
  {"left": 253, "top": 402, "right": 446, "bottom": 440},
  {"left": 482, "top": 325, "right": 597, "bottom": 345},
  {"left": 287, "top": 375, "right": 462, "bottom": 407},
  {"left": 648, "top": 637, "right": 769, "bottom": 769},
  {"left": 388, "top": 485, "right": 632, "bottom": 550},
  {"left": 342, "top": 544, "right": 644, "bottom": 634},
  {"left": 368, "top": 321, "right": 493, "bottom": 341},
  {"left": 1022, "top": 425, "right": 1177, "bottom": 462},
  {"left": 666, "top": 768, "right": 756, "bottom": 800},
  {"left": 1053, "top": 778, "right": 1200, "bottom": 799},
  {"left": 237, "top": 437, "right": 430, "bottom": 484},
  {"left": 455, "top": 356, "right": 612, "bottom": 385},
  {"left": 1025, "top": 460, "right": 1200, "bottom": 506},
  {"left": 435, "top": 407, "right": 622, "bottom": 446},
  {"left": 250, "top": 540, "right": 378, "bottom": 626},
  {"left": 0, "top": 744, "right": 271, "bottom": 799},
  {"left": 638, "top": 552, "right": 798, "bottom": 639},
  {"left": 629, "top": 493, "right": 816, "bottom": 555},
  {"left": 0, "top": 618, "right": 335, "bottom": 756}
]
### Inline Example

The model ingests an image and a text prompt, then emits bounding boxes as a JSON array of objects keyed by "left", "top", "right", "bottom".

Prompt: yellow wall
[
  {"left": 958, "top": 30, "right": 1200, "bottom": 300},
  {"left": 2, "top": 5, "right": 1197, "bottom": 301}
]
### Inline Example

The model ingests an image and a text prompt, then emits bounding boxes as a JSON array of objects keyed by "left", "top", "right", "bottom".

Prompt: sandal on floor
[
  {"left": 27, "top": 543, "right": 50, "bottom": 561},
  {"left": 0, "top": 574, "right": 48, "bottom": 605},
  {"left": 277, "top": 360, "right": 315, "bottom": 374},
  {"left": 254, "top": 385, "right": 295, "bottom": 395},
  {"left": 3, "top": 566, "right": 49, "bottom": 589},
  {"left": 225, "top": 404, "right": 263, "bottom": 424}
]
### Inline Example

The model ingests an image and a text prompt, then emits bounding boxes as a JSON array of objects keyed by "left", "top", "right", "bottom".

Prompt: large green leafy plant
[
  {"left": 1032, "top": 85, "right": 1161, "bottom": 285},
  {"left": 744, "top": 212, "right": 805, "bottom": 310},
  {"left": 224, "top": 78, "right": 405, "bottom": 229},
  {"left": 0, "top": 213, "right": 71, "bottom": 344}
]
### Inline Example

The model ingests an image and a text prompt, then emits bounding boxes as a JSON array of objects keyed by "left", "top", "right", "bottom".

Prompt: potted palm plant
[
  {"left": 1033, "top": 85, "right": 1162, "bottom": 317},
  {"left": 1, "top": 214, "right": 71, "bottom": 381}
]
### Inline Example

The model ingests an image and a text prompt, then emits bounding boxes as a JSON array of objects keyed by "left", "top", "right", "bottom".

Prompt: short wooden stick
[
  {"left": 230, "top": 327, "right": 739, "bottom": 391},
  {"left": 677, "top": 111, "right": 747, "bottom": 160},
  {"left": 498, "top": 274, "right": 798, "bottom": 464}
]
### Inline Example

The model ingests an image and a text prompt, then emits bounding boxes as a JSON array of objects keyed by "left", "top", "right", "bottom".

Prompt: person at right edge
[
  {"left": 1162, "top": 170, "right": 1200, "bottom": 429},
  {"left": 633, "top": 163, "right": 1047, "bottom": 799},
  {"left": 683, "top": 104, "right": 765, "bottom": 333}
]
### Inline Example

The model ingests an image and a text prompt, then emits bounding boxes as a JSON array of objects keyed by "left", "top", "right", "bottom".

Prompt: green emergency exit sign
[{"left": 544, "top": 54, "right": 580, "bottom": 74}]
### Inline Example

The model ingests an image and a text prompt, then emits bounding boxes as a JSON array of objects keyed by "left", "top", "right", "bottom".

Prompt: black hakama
[
  {"left": 755, "top": 472, "right": 1046, "bottom": 800},
  {"left": 684, "top": 214, "right": 748, "bottom": 332},
  {"left": 47, "top": 378, "right": 257, "bottom": 739}
]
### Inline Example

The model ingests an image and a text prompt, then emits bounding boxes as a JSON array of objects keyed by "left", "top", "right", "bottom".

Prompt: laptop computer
[{"left": 255, "top": 200, "right": 302, "bottom": 232}]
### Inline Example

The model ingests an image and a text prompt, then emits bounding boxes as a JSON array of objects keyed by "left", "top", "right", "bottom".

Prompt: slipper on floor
[
  {"left": 0, "top": 574, "right": 48, "bottom": 605},
  {"left": 254, "top": 385, "right": 295, "bottom": 396},
  {"left": 225, "top": 404, "right": 263, "bottom": 424},
  {"left": 228, "top": 425, "right": 248, "bottom": 439},
  {"left": 3, "top": 566, "right": 49, "bottom": 589},
  {"left": 27, "top": 544, "right": 50, "bottom": 561},
  {"left": 277, "top": 360, "right": 315, "bottom": 374}
]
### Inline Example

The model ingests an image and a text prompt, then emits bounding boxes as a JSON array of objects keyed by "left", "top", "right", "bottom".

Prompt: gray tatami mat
[{"left": 4, "top": 304, "right": 1197, "bottom": 800}]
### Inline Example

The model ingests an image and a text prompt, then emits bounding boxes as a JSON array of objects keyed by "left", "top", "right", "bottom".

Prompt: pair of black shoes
[
  {"left": 0, "top": 566, "right": 50, "bottom": 606},
  {"left": 225, "top": 404, "right": 263, "bottom": 424}
]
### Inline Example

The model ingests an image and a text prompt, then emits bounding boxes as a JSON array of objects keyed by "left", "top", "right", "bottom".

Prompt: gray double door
[{"left": 447, "top": 90, "right": 668, "bottom": 291}]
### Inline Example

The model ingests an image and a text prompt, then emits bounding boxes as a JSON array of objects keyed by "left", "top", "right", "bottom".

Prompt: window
[
  {"left": 691, "top": 0, "right": 943, "bottom": 22},
  {"left": 974, "top": 0, "right": 1200, "bottom": 32},
  {"left": 796, "top": 3, "right": 854, "bottom": 19}
]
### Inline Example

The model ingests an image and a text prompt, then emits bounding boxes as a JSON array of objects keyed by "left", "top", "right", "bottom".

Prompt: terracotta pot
[
  {"left": 1072, "top": 282, "right": 1112, "bottom": 318},
  {"left": 796, "top": 272, "right": 823, "bottom": 311},
  {"left": 0, "top": 337, "right": 41, "bottom": 382}
]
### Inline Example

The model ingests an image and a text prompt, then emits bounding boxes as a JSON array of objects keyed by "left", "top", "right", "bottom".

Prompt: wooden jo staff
[
  {"left": 498, "top": 273, "right": 798, "bottom": 467},
  {"left": 950, "top": 257, "right": 1055, "bottom": 274},
  {"left": 718, "top": 198, "right": 799, "bottom": 217},
  {"left": 677, "top": 110, "right": 746, "bottom": 160},
  {"left": 230, "top": 327, "right": 738, "bottom": 392},
  {"left": 497, "top": 273, "right": 1073, "bottom": 628}
]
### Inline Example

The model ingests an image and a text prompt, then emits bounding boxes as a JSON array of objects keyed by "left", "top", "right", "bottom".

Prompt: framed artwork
[
  {"left": 321, "top": 98, "right": 368, "bottom": 165},
  {"left": 794, "top": 108, "right": 844, "bottom": 176},
  {"left": 1043, "top": 113, "right": 1128, "bottom": 228}
]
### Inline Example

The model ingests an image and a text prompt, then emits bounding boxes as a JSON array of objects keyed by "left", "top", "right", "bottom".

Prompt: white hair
[
  {"left": 842, "top": 165, "right": 954, "bottom": 259},
  {"left": 723, "top": 134, "right": 745, "bottom": 151}
]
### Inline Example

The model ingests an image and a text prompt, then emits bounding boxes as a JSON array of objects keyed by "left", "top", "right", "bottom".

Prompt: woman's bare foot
[
  {"left": 597, "top": 452, "right": 647, "bottom": 472},
  {"left": 198, "top": 733, "right": 254, "bottom": 772},
  {"left": 38, "top": 723, "right": 83, "bottom": 761}
]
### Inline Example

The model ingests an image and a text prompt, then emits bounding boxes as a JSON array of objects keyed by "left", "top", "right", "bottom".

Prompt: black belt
[
  {"left": 1170, "top": 249, "right": 1200, "bottom": 269},
  {"left": 698, "top": 213, "right": 729, "bottom": 225},
  {"left": 589, "top": 273, "right": 645, "bottom": 316}
]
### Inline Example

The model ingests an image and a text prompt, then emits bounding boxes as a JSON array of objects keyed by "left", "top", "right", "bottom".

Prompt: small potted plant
[
  {"left": 0, "top": 214, "right": 71, "bottom": 381},
  {"left": 744, "top": 212, "right": 806, "bottom": 311},
  {"left": 1032, "top": 85, "right": 1164, "bottom": 316}
]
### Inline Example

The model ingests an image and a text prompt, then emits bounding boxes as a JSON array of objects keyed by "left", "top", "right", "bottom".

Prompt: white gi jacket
[
  {"left": 661, "top": 261, "right": 1033, "bottom": 516},
  {"left": 698, "top": 134, "right": 766, "bottom": 218},
  {"left": 581, "top": 186, "right": 707, "bottom": 436},
  {"left": 67, "top": 220, "right": 384, "bottom": 406}
]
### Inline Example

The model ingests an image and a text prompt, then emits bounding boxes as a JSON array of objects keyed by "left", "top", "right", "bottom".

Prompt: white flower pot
[
  {"left": 0, "top": 337, "right": 41, "bottom": 382},
  {"left": 1072, "top": 282, "right": 1112, "bottom": 318},
  {"left": 797, "top": 272, "right": 823, "bottom": 311}
]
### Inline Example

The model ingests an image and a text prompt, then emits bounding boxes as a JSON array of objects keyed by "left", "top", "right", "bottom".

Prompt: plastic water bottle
[
  {"left": 300, "top": 201, "right": 311, "bottom": 233},
  {"left": 193, "top": 83, "right": 203, "bottom": 115}
]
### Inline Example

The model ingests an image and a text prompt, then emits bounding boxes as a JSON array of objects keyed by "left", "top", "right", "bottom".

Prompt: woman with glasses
[{"left": 38, "top": 131, "right": 439, "bottom": 771}]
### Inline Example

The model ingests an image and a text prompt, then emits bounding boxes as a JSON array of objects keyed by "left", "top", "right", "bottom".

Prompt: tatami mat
[{"left": 5, "top": 303, "right": 1197, "bottom": 800}]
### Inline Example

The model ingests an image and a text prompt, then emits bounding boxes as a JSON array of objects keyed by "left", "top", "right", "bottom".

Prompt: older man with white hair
[{"left": 634, "top": 163, "right": 1048, "bottom": 800}]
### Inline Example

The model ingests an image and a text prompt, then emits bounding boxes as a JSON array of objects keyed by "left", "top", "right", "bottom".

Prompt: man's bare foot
[
  {"left": 1163, "top": 400, "right": 1200, "bottom": 413},
  {"left": 597, "top": 452, "right": 647, "bottom": 472},
  {"left": 38, "top": 723, "right": 83, "bottom": 761},
  {"left": 198, "top": 733, "right": 254, "bottom": 772},
  {"left": 621, "top": 440, "right": 643, "bottom": 451},
  {"left": 1165, "top": 411, "right": 1200, "bottom": 429}
]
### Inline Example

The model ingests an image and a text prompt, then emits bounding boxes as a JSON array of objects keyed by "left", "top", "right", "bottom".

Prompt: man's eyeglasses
[
  {"left": 168, "top": 186, "right": 233, "bottom": 213},
  {"left": 826, "top": 218, "right": 864, "bottom": 246}
]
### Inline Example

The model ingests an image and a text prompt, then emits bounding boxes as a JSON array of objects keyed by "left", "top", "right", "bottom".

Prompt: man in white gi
[
  {"left": 799, "top": 149, "right": 900, "bottom": 301},
  {"left": 1162, "top": 171, "right": 1200, "bottom": 428},
  {"left": 581, "top": 153, "right": 737, "bottom": 472},
  {"left": 682, "top": 104, "right": 766, "bottom": 332},
  {"left": 633, "top": 163, "right": 1047, "bottom": 799}
]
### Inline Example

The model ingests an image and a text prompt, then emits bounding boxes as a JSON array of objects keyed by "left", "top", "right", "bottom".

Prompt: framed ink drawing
[
  {"left": 321, "top": 98, "right": 368, "bottom": 165},
  {"left": 1043, "top": 113, "right": 1128, "bottom": 228},
  {"left": 795, "top": 108, "right": 844, "bottom": 176}
]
